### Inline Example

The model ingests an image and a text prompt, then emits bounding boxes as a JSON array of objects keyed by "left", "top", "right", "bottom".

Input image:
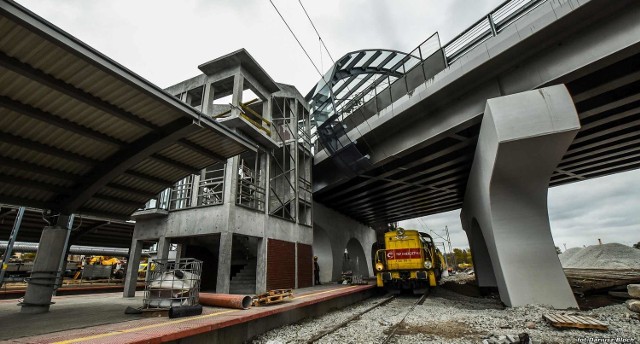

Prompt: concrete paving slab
[{"left": 1, "top": 284, "right": 375, "bottom": 344}]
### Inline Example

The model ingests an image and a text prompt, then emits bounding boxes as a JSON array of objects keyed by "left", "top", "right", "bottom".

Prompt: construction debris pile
[
  {"left": 628, "top": 284, "right": 640, "bottom": 314},
  {"left": 560, "top": 243, "right": 640, "bottom": 269}
]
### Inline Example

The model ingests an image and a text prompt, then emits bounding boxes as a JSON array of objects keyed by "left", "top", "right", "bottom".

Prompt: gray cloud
[{"left": 14, "top": 1, "right": 638, "bottom": 251}]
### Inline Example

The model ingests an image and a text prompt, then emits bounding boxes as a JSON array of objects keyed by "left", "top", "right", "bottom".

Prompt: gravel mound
[
  {"left": 559, "top": 247, "right": 582, "bottom": 265},
  {"left": 562, "top": 243, "right": 640, "bottom": 269}
]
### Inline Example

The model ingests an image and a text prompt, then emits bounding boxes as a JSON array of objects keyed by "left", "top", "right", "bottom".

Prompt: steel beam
[
  {"left": 69, "top": 221, "right": 111, "bottom": 244},
  {"left": 150, "top": 154, "right": 200, "bottom": 173},
  {"left": 0, "top": 132, "right": 97, "bottom": 166},
  {"left": 320, "top": 140, "right": 474, "bottom": 202},
  {"left": 91, "top": 194, "right": 146, "bottom": 208},
  {"left": 105, "top": 183, "right": 157, "bottom": 199},
  {"left": 178, "top": 139, "right": 226, "bottom": 162},
  {"left": 123, "top": 171, "right": 174, "bottom": 187},
  {"left": 0, "top": 95, "right": 125, "bottom": 147},
  {"left": 0, "top": 172, "right": 69, "bottom": 194},
  {"left": 0, "top": 52, "right": 157, "bottom": 130},
  {"left": 59, "top": 117, "right": 198, "bottom": 213},
  {"left": 0, "top": 206, "right": 25, "bottom": 287},
  {"left": 0, "top": 156, "right": 79, "bottom": 181}
]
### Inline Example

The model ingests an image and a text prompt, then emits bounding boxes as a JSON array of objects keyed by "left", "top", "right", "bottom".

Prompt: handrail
[
  {"left": 310, "top": 0, "right": 548, "bottom": 153},
  {"left": 442, "top": 0, "right": 546, "bottom": 64}
]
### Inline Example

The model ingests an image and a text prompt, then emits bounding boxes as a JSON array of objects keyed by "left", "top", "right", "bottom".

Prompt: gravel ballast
[{"left": 252, "top": 280, "right": 640, "bottom": 343}]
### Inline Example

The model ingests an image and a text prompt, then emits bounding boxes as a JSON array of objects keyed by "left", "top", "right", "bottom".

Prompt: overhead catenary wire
[
  {"left": 298, "top": 0, "right": 335, "bottom": 64},
  {"left": 268, "top": 0, "right": 324, "bottom": 78},
  {"left": 271, "top": 1, "right": 383, "bottom": 189}
]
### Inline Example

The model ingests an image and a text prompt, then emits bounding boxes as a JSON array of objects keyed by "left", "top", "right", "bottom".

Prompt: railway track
[
  {"left": 381, "top": 292, "right": 428, "bottom": 344},
  {"left": 306, "top": 292, "right": 428, "bottom": 344}
]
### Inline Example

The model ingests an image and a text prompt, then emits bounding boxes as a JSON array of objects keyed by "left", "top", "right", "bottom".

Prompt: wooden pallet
[
  {"left": 543, "top": 313, "right": 608, "bottom": 331},
  {"left": 252, "top": 289, "right": 294, "bottom": 306}
]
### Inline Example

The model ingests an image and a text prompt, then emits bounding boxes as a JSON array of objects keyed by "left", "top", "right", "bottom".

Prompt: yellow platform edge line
[{"left": 54, "top": 285, "right": 362, "bottom": 344}]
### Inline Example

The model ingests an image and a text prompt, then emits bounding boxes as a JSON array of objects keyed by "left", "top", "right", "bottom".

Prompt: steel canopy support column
[
  {"left": 460, "top": 85, "right": 580, "bottom": 309},
  {"left": 123, "top": 239, "right": 143, "bottom": 297},
  {"left": 21, "top": 214, "right": 72, "bottom": 314},
  {"left": 0, "top": 207, "right": 25, "bottom": 287}
]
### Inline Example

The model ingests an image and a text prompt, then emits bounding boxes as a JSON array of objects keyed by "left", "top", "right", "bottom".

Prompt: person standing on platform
[{"left": 314, "top": 256, "right": 321, "bottom": 285}]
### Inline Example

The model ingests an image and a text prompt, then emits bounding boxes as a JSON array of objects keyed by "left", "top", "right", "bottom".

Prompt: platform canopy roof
[
  {"left": 0, "top": 0, "right": 256, "bottom": 220},
  {"left": 0, "top": 205, "right": 135, "bottom": 248}
]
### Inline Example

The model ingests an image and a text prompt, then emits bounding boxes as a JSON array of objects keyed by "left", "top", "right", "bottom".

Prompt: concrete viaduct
[
  {"left": 311, "top": 0, "right": 640, "bottom": 308},
  {"left": 1, "top": 0, "right": 639, "bottom": 314}
]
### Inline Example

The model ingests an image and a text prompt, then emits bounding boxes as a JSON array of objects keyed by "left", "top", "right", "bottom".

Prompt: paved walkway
[{"left": 1, "top": 284, "right": 374, "bottom": 343}]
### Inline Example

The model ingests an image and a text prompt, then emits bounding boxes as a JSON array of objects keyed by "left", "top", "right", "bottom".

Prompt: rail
[
  {"left": 198, "top": 173, "right": 225, "bottom": 206},
  {"left": 237, "top": 178, "right": 266, "bottom": 211},
  {"left": 442, "top": 0, "right": 546, "bottom": 64},
  {"left": 169, "top": 176, "right": 193, "bottom": 210}
]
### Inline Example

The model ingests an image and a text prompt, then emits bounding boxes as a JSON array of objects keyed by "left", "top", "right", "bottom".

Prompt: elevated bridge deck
[{"left": 312, "top": 0, "right": 640, "bottom": 225}]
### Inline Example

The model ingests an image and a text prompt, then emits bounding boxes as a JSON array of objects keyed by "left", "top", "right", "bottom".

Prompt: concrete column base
[
  {"left": 21, "top": 226, "right": 68, "bottom": 313},
  {"left": 461, "top": 85, "right": 580, "bottom": 309}
]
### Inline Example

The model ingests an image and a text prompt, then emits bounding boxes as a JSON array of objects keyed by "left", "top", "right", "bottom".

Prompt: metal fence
[
  {"left": 443, "top": 0, "right": 546, "bottom": 64},
  {"left": 310, "top": 0, "right": 547, "bottom": 151},
  {"left": 197, "top": 166, "right": 225, "bottom": 206}
]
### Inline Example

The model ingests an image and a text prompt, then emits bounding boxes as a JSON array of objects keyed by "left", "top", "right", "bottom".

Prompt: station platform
[
  {"left": 0, "top": 283, "right": 145, "bottom": 300},
  {"left": 0, "top": 283, "right": 376, "bottom": 343}
]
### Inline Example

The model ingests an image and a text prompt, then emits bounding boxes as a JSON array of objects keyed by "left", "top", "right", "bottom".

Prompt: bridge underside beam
[{"left": 460, "top": 85, "right": 579, "bottom": 309}]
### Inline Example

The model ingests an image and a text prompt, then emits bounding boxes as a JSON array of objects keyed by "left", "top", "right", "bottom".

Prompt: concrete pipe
[{"left": 199, "top": 293, "right": 252, "bottom": 310}]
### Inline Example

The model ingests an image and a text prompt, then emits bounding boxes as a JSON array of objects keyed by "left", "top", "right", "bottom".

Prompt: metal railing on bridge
[
  {"left": 443, "top": 0, "right": 546, "bottom": 64},
  {"left": 310, "top": 0, "right": 547, "bottom": 155}
]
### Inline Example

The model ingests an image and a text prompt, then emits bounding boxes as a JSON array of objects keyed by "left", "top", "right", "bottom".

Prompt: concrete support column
[
  {"left": 262, "top": 97, "right": 273, "bottom": 123},
  {"left": 191, "top": 174, "right": 201, "bottom": 207},
  {"left": 156, "top": 236, "right": 170, "bottom": 261},
  {"left": 201, "top": 82, "right": 214, "bottom": 115},
  {"left": 231, "top": 74, "right": 244, "bottom": 118},
  {"left": 21, "top": 225, "right": 68, "bottom": 313},
  {"left": 224, "top": 157, "right": 239, "bottom": 206},
  {"left": 263, "top": 151, "right": 270, "bottom": 214},
  {"left": 256, "top": 237, "right": 267, "bottom": 293},
  {"left": 175, "top": 243, "right": 183, "bottom": 261},
  {"left": 123, "top": 239, "right": 143, "bottom": 297},
  {"left": 216, "top": 232, "right": 233, "bottom": 293},
  {"left": 460, "top": 85, "right": 579, "bottom": 308},
  {"left": 459, "top": 213, "right": 497, "bottom": 287}
]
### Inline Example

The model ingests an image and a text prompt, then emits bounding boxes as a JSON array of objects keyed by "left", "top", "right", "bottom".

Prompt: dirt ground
[{"left": 440, "top": 270, "right": 638, "bottom": 311}]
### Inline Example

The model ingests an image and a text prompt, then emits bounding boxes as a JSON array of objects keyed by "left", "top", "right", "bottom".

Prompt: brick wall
[
  {"left": 297, "top": 243, "right": 313, "bottom": 288},
  {"left": 267, "top": 239, "right": 295, "bottom": 290}
]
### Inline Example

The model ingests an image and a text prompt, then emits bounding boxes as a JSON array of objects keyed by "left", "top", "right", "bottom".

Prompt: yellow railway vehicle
[{"left": 374, "top": 228, "right": 444, "bottom": 294}]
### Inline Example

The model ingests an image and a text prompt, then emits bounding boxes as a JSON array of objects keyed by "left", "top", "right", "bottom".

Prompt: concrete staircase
[{"left": 229, "top": 258, "right": 256, "bottom": 295}]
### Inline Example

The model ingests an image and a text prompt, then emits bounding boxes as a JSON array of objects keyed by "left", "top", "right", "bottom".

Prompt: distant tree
[
  {"left": 634, "top": 242, "right": 640, "bottom": 249},
  {"left": 556, "top": 246, "right": 562, "bottom": 254},
  {"left": 453, "top": 248, "right": 466, "bottom": 264}
]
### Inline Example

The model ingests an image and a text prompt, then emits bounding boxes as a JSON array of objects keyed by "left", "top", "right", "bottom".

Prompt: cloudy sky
[{"left": 16, "top": 0, "right": 640, "bottom": 251}]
